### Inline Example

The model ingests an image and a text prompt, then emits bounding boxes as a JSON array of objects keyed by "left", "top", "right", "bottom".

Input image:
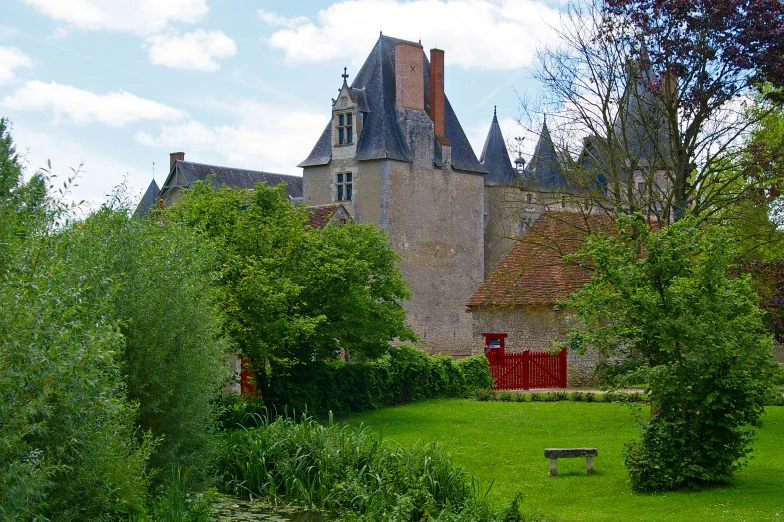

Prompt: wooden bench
[{"left": 544, "top": 448, "right": 598, "bottom": 476}]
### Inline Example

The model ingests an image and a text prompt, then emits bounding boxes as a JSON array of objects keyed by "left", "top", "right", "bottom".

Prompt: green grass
[{"left": 344, "top": 400, "right": 784, "bottom": 521}]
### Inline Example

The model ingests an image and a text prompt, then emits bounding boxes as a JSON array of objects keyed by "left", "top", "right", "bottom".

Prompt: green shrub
[
  {"left": 217, "top": 413, "right": 527, "bottom": 521},
  {"left": 64, "top": 208, "right": 230, "bottom": 486},
  {"left": 0, "top": 134, "right": 153, "bottom": 519},
  {"left": 261, "top": 347, "right": 493, "bottom": 417}
]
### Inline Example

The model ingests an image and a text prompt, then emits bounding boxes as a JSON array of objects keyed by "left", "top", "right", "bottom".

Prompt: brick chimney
[
  {"left": 170, "top": 152, "right": 184, "bottom": 171},
  {"left": 429, "top": 48, "right": 445, "bottom": 137},
  {"left": 395, "top": 41, "right": 424, "bottom": 111}
]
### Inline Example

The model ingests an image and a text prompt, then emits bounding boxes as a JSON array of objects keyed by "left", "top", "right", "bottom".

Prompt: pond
[{"left": 211, "top": 495, "right": 325, "bottom": 522}]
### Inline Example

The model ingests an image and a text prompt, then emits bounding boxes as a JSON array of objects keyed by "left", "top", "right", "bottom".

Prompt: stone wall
[
  {"left": 303, "top": 155, "right": 484, "bottom": 356},
  {"left": 470, "top": 305, "right": 601, "bottom": 386},
  {"left": 775, "top": 343, "right": 784, "bottom": 364}
]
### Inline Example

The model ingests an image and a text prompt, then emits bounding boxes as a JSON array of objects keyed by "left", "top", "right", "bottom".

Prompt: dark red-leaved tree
[
  {"left": 528, "top": 0, "right": 784, "bottom": 226},
  {"left": 604, "top": 0, "right": 784, "bottom": 219}
]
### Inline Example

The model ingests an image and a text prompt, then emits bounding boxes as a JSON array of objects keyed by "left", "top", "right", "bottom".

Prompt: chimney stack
[
  {"left": 429, "top": 48, "right": 445, "bottom": 137},
  {"left": 170, "top": 152, "right": 184, "bottom": 171},
  {"left": 395, "top": 41, "right": 424, "bottom": 111}
]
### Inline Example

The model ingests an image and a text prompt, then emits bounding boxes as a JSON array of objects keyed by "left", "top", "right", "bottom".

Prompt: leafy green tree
[
  {"left": 0, "top": 120, "right": 153, "bottom": 520},
  {"left": 165, "top": 181, "right": 415, "bottom": 398},
  {"left": 63, "top": 203, "right": 230, "bottom": 485},
  {"left": 566, "top": 215, "right": 776, "bottom": 491}
]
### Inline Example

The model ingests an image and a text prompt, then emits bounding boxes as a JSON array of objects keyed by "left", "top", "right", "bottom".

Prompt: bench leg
[
  {"left": 586, "top": 456, "right": 594, "bottom": 473},
  {"left": 549, "top": 458, "right": 558, "bottom": 477}
]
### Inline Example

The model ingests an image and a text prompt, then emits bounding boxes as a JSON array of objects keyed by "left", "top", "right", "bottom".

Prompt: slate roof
[
  {"left": 305, "top": 203, "right": 350, "bottom": 228},
  {"left": 165, "top": 160, "right": 303, "bottom": 200},
  {"left": 135, "top": 178, "right": 160, "bottom": 217},
  {"left": 466, "top": 211, "right": 616, "bottom": 307},
  {"left": 299, "top": 34, "right": 487, "bottom": 175},
  {"left": 615, "top": 65, "right": 671, "bottom": 170},
  {"left": 480, "top": 109, "right": 519, "bottom": 185},
  {"left": 522, "top": 120, "right": 571, "bottom": 192}
]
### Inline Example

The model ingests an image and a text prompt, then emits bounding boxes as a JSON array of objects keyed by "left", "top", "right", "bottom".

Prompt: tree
[
  {"left": 566, "top": 215, "right": 776, "bottom": 491},
  {"left": 0, "top": 121, "right": 153, "bottom": 520},
  {"left": 165, "top": 181, "right": 415, "bottom": 398},
  {"left": 63, "top": 203, "right": 230, "bottom": 486},
  {"left": 525, "top": 0, "right": 784, "bottom": 226}
]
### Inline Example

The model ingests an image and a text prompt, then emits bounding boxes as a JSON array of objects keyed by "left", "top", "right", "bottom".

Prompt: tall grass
[{"left": 216, "top": 411, "right": 533, "bottom": 521}]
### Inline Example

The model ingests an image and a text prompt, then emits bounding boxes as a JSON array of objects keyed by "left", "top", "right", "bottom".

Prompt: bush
[
  {"left": 63, "top": 207, "right": 230, "bottom": 486},
  {"left": 217, "top": 412, "right": 529, "bottom": 521},
  {"left": 256, "top": 347, "right": 493, "bottom": 418},
  {"left": 0, "top": 149, "right": 153, "bottom": 518},
  {"left": 567, "top": 216, "right": 776, "bottom": 491}
]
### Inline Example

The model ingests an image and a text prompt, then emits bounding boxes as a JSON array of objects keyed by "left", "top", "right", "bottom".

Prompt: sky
[{"left": 0, "top": 0, "right": 565, "bottom": 209}]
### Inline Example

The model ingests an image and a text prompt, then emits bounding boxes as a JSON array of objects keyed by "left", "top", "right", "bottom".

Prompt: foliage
[
  {"left": 603, "top": 0, "right": 784, "bottom": 219},
  {"left": 605, "top": 0, "right": 784, "bottom": 101},
  {"left": 63, "top": 204, "right": 230, "bottom": 485},
  {"left": 218, "top": 348, "right": 493, "bottom": 420},
  {"left": 565, "top": 215, "right": 776, "bottom": 491},
  {"left": 528, "top": 0, "right": 784, "bottom": 227},
  {"left": 474, "top": 389, "right": 648, "bottom": 404},
  {"left": 149, "top": 466, "right": 216, "bottom": 522},
  {"left": 0, "top": 119, "right": 153, "bottom": 520},
  {"left": 165, "top": 181, "right": 415, "bottom": 395},
  {"left": 348, "top": 399, "right": 784, "bottom": 521},
  {"left": 217, "top": 412, "right": 527, "bottom": 521}
]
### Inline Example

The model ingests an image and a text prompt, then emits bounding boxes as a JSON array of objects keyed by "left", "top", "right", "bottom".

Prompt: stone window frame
[
  {"left": 336, "top": 111, "right": 354, "bottom": 146},
  {"left": 333, "top": 167, "right": 357, "bottom": 203}
]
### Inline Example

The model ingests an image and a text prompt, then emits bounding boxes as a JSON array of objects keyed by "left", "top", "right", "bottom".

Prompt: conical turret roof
[
  {"left": 134, "top": 178, "right": 160, "bottom": 217},
  {"left": 525, "top": 119, "right": 568, "bottom": 191},
  {"left": 480, "top": 108, "right": 518, "bottom": 185}
]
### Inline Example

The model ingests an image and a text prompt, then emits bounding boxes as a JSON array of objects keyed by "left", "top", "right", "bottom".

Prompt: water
[{"left": 211, "top": 495, "right": 325, "bottom": 522}]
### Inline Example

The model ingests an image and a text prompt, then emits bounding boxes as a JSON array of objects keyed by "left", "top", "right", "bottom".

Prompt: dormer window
[{"left": 337, "top": 113, "right": 353, "bottom": 145}]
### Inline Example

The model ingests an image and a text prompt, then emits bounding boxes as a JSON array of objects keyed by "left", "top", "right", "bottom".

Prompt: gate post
[
  {"left": 559, "top": 348, "right": 567, "bottom": 388},
  {"left": 523, "top": 349, "right": 530, "bottom": 390}
]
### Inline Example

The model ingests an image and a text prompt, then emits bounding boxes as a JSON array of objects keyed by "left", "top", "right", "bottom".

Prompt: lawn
[{"left": 344, "top": 400, "right": 784, "bottom": 521}]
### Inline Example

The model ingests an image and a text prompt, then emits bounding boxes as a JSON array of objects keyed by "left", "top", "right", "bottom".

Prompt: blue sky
[{"left": 0, "top": 0, "right": 564, "bottom": 208}]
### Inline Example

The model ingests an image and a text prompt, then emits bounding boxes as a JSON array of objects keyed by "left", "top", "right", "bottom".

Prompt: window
[
  {"left": 336, "top": 172, "right": 353, "bottom": 201},
  {"left": 526, "top": 193, "right": 533, "bottom": 203},
  {"left": 637, "top": 181, "right": 646, "bottom": 192},
  {"left": 337, "top": 113, "right": 353, "bottom": 145}
]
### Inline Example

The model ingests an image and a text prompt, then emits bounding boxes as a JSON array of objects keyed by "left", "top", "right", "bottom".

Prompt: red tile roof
[
  {"left": 467, "top": 211, "right": 616, "bottom": 307},
  {"left": 306, "top": 204, "right": 340, "bottom": 229}
]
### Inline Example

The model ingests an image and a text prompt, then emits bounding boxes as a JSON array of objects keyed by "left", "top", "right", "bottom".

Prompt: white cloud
[
  {"left": 12, "top": 125, "right": 146, "bottom": 212},
  {"left": 23, "top": 0, "right": 209, "bottom": 35},
  {"left": 0, "top": 47, "right": 33, "bottom": 84},
  {"left": 258, "top": 0, "right": 560, "bottom": 70},
  {"left": 2, "top": 81, "right": 186, "bottom": 126},
  {"left": 135, "top": 100, "right": 328, "bottom": 175},
  {"left": 146, "top": 30, "right": 237, "bottom": 72}
]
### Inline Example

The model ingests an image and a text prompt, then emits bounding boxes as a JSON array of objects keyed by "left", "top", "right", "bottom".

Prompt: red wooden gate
[{"left": 486, "top": 348, "right": 567, "bottom": 390}]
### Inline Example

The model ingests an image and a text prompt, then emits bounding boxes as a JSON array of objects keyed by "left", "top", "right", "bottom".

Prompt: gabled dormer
[{"left": 331, "top": 67, "right": 368, "bottom": 160}]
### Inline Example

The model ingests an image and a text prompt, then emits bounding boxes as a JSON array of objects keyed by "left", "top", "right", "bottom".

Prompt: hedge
[{"left": 223, "top": 346, "right": 493, "bottom": 421}]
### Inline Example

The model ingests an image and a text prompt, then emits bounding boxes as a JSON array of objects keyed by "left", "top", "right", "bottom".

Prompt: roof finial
[
  {"left": 342, "top": 67, "right": 349, "bottom": 82},
  {"left": 494, "top": 105, "right": 497, "bottom": 117},
  {"left": 152, "top": 161, "right": 155, "bottom": 181}
]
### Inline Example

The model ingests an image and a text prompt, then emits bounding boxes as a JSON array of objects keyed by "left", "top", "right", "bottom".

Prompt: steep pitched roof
[
  {"left": 523, "top": 120, "right": 570, "bottom": 192},
  {"left": 305, "top": 203, "right": 352, "bottom": 228},
  {"left": 480, "top": 108, "right": 519, "bottom": 185},
  {"left": 466, "top": 211, "right": 615, "bottom": 307},
  {"left": 299, "top": 34, "right": 487, "bottom": 175},
  {"left": 164, "top": 160, "right": 303, "bottom": 200},
  {"left": 134, "top": 179, "right": 160, "bottom": 217}
]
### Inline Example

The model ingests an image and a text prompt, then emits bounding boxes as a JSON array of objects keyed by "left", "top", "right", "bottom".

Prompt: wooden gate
[{"left": 486, "top": 348, "right": 567, "bottom": 390}]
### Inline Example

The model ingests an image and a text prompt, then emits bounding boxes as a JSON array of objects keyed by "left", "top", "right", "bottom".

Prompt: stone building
[
  {"left": 466, "top": 211, "right": 616, "bottom": 385},
  {"left": 300, "top": 35, "right": 487, "bottom": 354},
  {"left": 140, "top": 33, "right": 672, "bottom": 386}
]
